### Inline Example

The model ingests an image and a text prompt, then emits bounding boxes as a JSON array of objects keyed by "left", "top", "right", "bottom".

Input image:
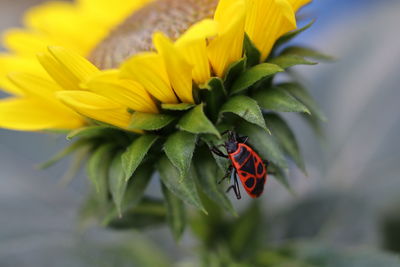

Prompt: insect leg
[
  {"left": 211, "top": 146, "right": 228, "bottom": 158},
  {"left": 217, "top": 165, "right": 233, "bottom": 184},
  {"left": 226, "top": 172, "right": 241, "bottom": 199}
]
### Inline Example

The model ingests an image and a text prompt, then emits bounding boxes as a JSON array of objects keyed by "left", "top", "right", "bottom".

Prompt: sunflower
[{"left": 0, "top": 0, "right": 311, "bottom": 131}]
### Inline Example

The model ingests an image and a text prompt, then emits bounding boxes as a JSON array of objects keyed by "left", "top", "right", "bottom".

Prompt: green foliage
[
  {"left": 109, "top": 151, "right": 128, "bottom": 216},
  {"left": 121, "top": 134, "right": 158, "bottom": 182},
  {"left": 253, "top": 86, "right": 310, "bottom": 113},
  {"left": 164, "top": 131, "right": 197, "bottom": 180},
  {"left": 162, "top": 183, "right": 186, "bottom": 241},
  {"left": 265, "top": 114, "right": 306, "bottom": 173},
  {"left": 161, "top": 103, "right": 195, "bottom": 111},
  {"left": 269, "top": 54, "right": 317, "bottom": 69},
  {"left": 244, "top": 34, "right": 261, "bottom": 67},
  {"left": 219, "top": 95, "right": 269, "bottom": 131},
  {"left": 129, "top": 112, "right": 176, "bottom": 130},
  {"left": 157, "top": 155, "right": 206, "bottom": 213},
  {"left": 230, "top": 63, "right": 283, "bottom": 95},
  {"left": 178, "top": 104, "right": 221, "bottom": 138}
]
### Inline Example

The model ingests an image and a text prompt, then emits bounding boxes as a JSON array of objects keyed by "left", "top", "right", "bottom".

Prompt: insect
[{"left": 211, "top": 131, "right": 268, "bottom": 199}]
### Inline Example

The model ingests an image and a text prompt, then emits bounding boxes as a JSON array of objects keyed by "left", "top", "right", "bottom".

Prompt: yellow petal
[
  {"left": 85, "top": 70, "right": 158, "bottom": 114},
  {"left": 7, "top": 72, "right": 62, "bottom": 102},
  {"left": 3, "top": 29, "right": 55, "bottom": 56},
  {"left": 37, "top": 52, "right": 81, "bottom": 91},
  {"left": 120, "top": 52, "right": 178, "bottom": 104},
  {"left": 48, "top": 46, "right": 99, "bottom": 83},
  {"left": 153, "top": 32, "right": 194, "bottom": 103},
  {"left": 176, "top": 19, "right": 218, "bottom": 85},
  {"left": 0, "top": 97, "right": 84, "bottom": 131},
  {"left": 208, "top": 0, "right": 246, "bottom": 77},
  {"left": 57, "top": 90, "right": 131, "bottom": 129},
  {"left": 287, "top": 0, "right": 312, "bottom": 12},
  {"left": 0, "top": 54, "right": 47, "bottom": 95},
  {"left": 245, "top": 0, "right": 297, "bottom": 61}
]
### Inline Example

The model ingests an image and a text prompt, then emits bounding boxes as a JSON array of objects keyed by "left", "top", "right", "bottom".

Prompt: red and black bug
[{"left": 211, "top": 131, "right": 268, "bottom": 199}]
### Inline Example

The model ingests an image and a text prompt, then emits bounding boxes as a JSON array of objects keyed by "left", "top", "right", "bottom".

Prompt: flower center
[{"left": 89, "top": 0, "right": 219, "bottom": 69}]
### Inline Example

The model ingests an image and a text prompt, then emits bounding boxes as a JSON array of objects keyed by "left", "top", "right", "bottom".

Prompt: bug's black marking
[
  {"left": 257, "top": 162, "right": 264, "bottom": 175},
  {"left": 240, "top": 171, "right": 248, "bottom": 178},
  {"left": 241, "top": 156, "right": 256, "bottom": 174},
  {"left": 233, "top": 146, "right": 250, "bottom": 165},
  {"left": 245, "top": 177, "right": 255, "bottom": 188},
  {"left": 251, "top": 177, "right": 266, "bottom": 196}
]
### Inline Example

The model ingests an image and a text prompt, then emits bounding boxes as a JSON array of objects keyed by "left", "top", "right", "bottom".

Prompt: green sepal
[
  {"left": 269, "top": 54, "right": 317, "bottom": 69},
  {"left": 178, "top": 104, "right": 221, "bottom": 138},
  {"left": 224, "top": 57, "right": 247, "bottom": 89},
  {"left": 253, "top": 86, "right": 310, "bottom": 113},
  {"left": 161, "top": 183, "right": 186, "bottom": 241},
  {"left": 129, "top": 112, "right": 176, "bottom": 131},
  {"left": 164, "top": 131, "right": 197, "bottom": 181},
  {"left": 237, "top": 121, "right": 287, "bottom": 170},
  {"left": 265, "top": 114, "right": 307, "bottom": 174},
  {"left": 194, "top": 147, "right": 236, "bottom": 216},
  {"left": 39, "top": 138, "right": 90, "bottom": 169},
  {"left": 161, "top": 103, "right": 195, "bottom": 111},
  {"left": 282, "top": 46, "right": 335, "bottom": 61},
  {"left": 230, "top": 63, "right": 283, "bottom": 95},
  {"left": 229, "top": 202, "right": 262, "bottom": 257},
  {"left": 279, "top": 83, "right": 327, "bottom": 121},
  {"left": 244, "top": 33, "right": 261, "bottom": 67},
  {"left": 157, "top": 155, "right": 206, "bottom": 214},
  {"left": 121, "top": 134, "right": 159, "bottom": 182},
  {"left": 107, "top": 197, "right": 166, "bottom": 230},
  {"left": 200, "top": 78, "right": 227, "bottom": 122},
  {"left": 103, "top": 163, "right": 154, "bottom": 225},
  {"left": 201, "top": 134, "right": 230, "bottom": 172},
  {"left": 108, "top": 151, "right": 128, "bottom": 217},
  {"left": 87, "top": 143, "right": 115, "bottom": 204},
  {"left": 66, "top": 125, "right": 113, "bottom": 140},
  {"left": 219, "top": 95, "right": 269, "bottom": 132},
  {"left": 268, "top": 162, "right": 292, "bottom": 192},
  {"left": 274, "top": 20, "right": 315, "bottom": 48}
]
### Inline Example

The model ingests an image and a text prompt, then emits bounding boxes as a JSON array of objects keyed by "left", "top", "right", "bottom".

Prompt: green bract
[{"left": 44, "top": 23, "right": 329, "bottom": 240}]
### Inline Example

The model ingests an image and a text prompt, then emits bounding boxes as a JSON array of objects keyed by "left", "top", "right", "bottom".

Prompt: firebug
[{"left": 211, "top": 131, "right": 268, "bottom": 199}]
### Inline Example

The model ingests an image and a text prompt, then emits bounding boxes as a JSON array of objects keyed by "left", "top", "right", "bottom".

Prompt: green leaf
[
  {"left": 107, "top": 197, "right": 166, "bottom": 229},
  {"left": 244, "top": 33, "right": 261, "bottom": 67},
  {"left": 164, "top": 131, "right": 197, "bottom": 180},
  {"left": 129, "top": 112, "right": 175, "bottom": 131},
  {"left": 224, "top": 58, "right": 247, "bottom": 89},
  {"left": 38, "top": 138, "right": 89, "bottom": 169},
  {"left": 253, "top": 86, "right": 310, "bottom": 113},
  {"left": 231, "top": 63, "right": 283, "bottom": 95},
  {"left": 194, "top": 148, "right": 236, "bottom": 216},
  {"left": 265, "top": 114, "right": 306, "bottom": 174},
  {"left": 268, "top": 162, "right": 292, "bottom": 192},
  {"left": 178, "top": 104, "right": 220, "bottom": 138},
  {"left": 269, "top": 54, "right": 317, "bottom": 69},
  {"left": 66, "top": 125, "right": 113, "bottom": 140},
  {"left": 275, "top": 20, "right": 315, "bottom": 48},
  {"left": 87, "top": 144, "right": 115, "bottom": 204},
  {"left": 121, "top": 134, "right": 158, "bottom": 182},
  {"left": 220, "top": 95, "right": 269, "bottom": 132},
  {"left": 161, "top": 103, "right": 195, "bottom": 111},
  {"left": 237, "top": 121, "right": 287, "bottom": 169},
  {"left": 109, "top": 152, "right": 128, "bottom": 216},
  {"left": 161, "top": 184, "right": 186, "bottom": 241},
  {"left": 229, "top": 202, "right": 262, "bottom": 257},
  {"left": 282, "top": 46, "right": 335, "bottom": 61},
  {"left": 103, "top": 163, "right": 154, "bottom": 225},
  {"left": 279, "top": 82, "right": 327, "bottom": 121},
  {"left": 157, "top": 155, "right": 206, "bottom": 213},
  {"left": 200, "top": 78, "right": 227, "bottom": 122}
]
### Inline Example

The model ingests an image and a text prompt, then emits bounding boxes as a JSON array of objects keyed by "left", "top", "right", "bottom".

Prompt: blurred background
[{"left": 0, "top": 0, "right": 399, "bottom": 266}]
